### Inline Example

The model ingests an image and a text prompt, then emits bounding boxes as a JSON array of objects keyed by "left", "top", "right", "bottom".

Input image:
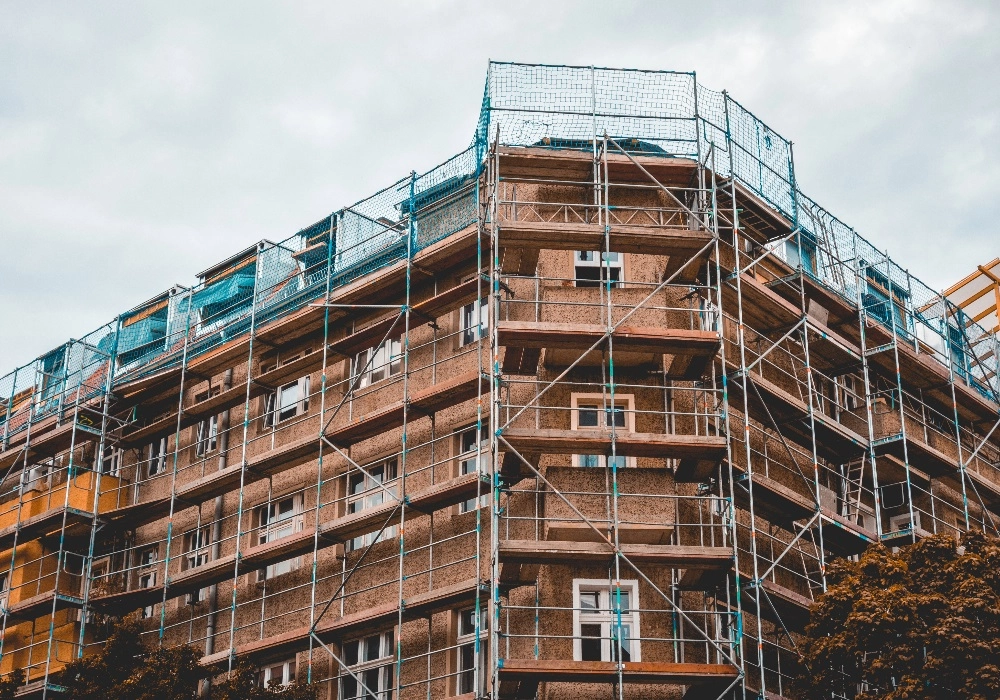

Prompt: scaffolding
[{"left": 1, "top": 61, "right": 999, "bottom": 700}]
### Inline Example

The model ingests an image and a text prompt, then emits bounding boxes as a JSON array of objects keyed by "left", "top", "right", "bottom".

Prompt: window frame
[
  {"left": 147, "top": 436, "right": 168, "bottom": 477},
  {"left": 260, "top": 658, "right": 297, "bottom": 688},
  {"left": 263, "top": 375, "right": 311, "bottom": 428},
  {"left": 574, "top": 251, "right": 624, "bottom": 288},
  {"left": 255, "top": 493, "right": 305, "bottom": 580},
  {"left": 339, "top": 630, "right": 395, "bottom": 700},
  {"left": 345, "top": 458, "right": 399, "bottom": 551},
  {"left": 572, "top": 578, "right": 641, "bottom": 663},
  {"left": 456, "top": 426, "right": 488, "bottom": 513},
  {"left": 454, "top": 606, "right": 484, "bottom": 696},
  {"left": 182, "top": 526, "right": 210, "bottom": 604},
  {"left": 570, "top": 393, "right": 636, "bottom": 469},
  {"left": 353, "top": 337, "right": 402, "bottom": 389},
  {"left": 459, "top": 297, "right": 488, "bottom": 347},
  {"left": 195, "top": 413, "right": 219, "bottom": 457}
]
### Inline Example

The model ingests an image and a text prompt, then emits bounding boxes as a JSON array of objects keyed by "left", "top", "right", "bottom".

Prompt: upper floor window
[
  {"left": 195, "top": 415, "right": 218, "bottom": 456},
  {"left": 455, "top": 607, "right": 484, "bottom": 695},
  {"left": 181, "top": 527, "right": 210, "bottom": 604},
  {"left": 460, "top": 298, "right": 488, "bottom": 346},
  {"left": 263, "top": 376, "right": 311, "bottom": 428},
  {"left": 347, "top": 459, "right": 398, "bottom": 551},
  {"left": 340, "top": 630, "right": 394, "bottom": 700},
  {"left": 255, "top": 494, "right": 305, "bottom": 580},
  {"left": 354, "top": 338, "right": 402, "bottom": 389},
  {"left": 573, "top": 579, "right": 640, "bottom": 663},
  {"left": 148, "top": 437, "right": 168, "bottom": 477},
  {"left": 136, "top": 547, "right": 158, "bottom": 619},
  {"left": 457, "top": 427, "right": 488, "bottom": 513},
  {"left": 572, "top": 394, "right": 635, "bottom": 469},
  {"left": 575, "top": 251, "right": 622, "bottom": 288},
  {"left": 100, "top": 445, "right": 122, "bottom": 476}
]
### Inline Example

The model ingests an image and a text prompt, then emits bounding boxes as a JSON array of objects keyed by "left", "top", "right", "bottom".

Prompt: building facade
[{"left": 1, "top": 62, "right": 999, "bottom": 700}]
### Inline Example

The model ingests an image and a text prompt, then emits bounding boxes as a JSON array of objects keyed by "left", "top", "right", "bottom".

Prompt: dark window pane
[
  {"left": 580, "top": 623, "right": 603, "bottom": 661},
  {"left": 578, "top": 406, "right": 599, "bottom": 427}
]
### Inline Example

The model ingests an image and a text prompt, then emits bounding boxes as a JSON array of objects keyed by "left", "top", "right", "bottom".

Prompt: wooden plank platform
[
  {"left": 811, "top": 514, "right": 876, "bottom": 556},
  {"left": 325, "top": 371, "right": 481, "bottom": 446},
  {"left": 497, "top": 321, "right": 719, "bottom": 378},
  {"left": 0, "top": 506, "right": 92, "bottom": 552},
  {"left": 498, "top": 539, "right": 731, "bottom": 587},
  {"left": 728, "top": 463, "right": 817, "bottom": 526},
  {"left": 328, "top": 278, "right": 480, "bottom": 359},
  {"left": 497, "top": 221, "right": 712, "bottom": 282},
  {"left": 729, "top": 366, "right": 868, "bottom": 461},
  {"left": 874, "top": 434, "right": 957, "bottom": 478},
  {"left": 318, "top": 472, "right": 486, "bottom": 543},
  {"left": 4, "top": 590, "right": 84, "bottom": 623},
  {"left": 501, "top": 427, "right": 726, "bottom": 484},
  {"left": 742, "top": 578, "right": 813, "bottom": 632},
  {"left": 497, "top": 659, "right": 738, "bottom": 699},
  {"left": 200, "top": 578, "right": 483, "bottom": 669},
  {"left": 89, "top": 584, "right": 166, "bottom": 615}
]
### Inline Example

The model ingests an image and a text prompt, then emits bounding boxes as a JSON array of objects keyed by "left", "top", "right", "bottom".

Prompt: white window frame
[
  {"left": 457, "top": 426, "right": 488, "bottom": 513},
  {"left": 182, "top": 527, "right": 210, "bottom": 604},
  {"left": 256, "top": 493, "right": 305, "bottom": 580},
  {"left": 574, "top": 251, "right": 623, "bottom": 288},
  {"left": 340, "top": 630, "right": 394, "bottom": 700},
  {"left": 260, "top": 658, "right": 297, "bottom": 688},
  {"left": 460, "top": 297, "right": 488, "bottom": 346},
  {"left": 0, "top": 571, "right": 8, "bottom": 612},
  {"left": 137, "top": 545, "right": 158, "bottom": 619},
  {"left": 263, "top": 376, "right": 311, "bottom": 428},
  {"left": 571, "top": 393, "right": 636, "bottom": 469},
  {"left": 195, "top": 414, "right": 218, "bottom": 457},
  {"left": 148, "top": 436, "right": 168, "bottom": 477},
  {"left": 354, "top": 338, "right": 402, "bottom": 389},
  {"left": 346, "top": 459, "right": 398, "bottom": 551},
  {"left": 100, "top": 445, "right": 122, "bottom": 476},
  {"left": 572, "top": 579, "right": 641, "bottom": 663},
  {"left": 455, "top": 606, "right": 484, "bottom": 695}
]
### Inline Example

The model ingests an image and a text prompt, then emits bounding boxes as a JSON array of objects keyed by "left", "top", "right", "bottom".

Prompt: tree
[
  {"left": 60, "top": 619, "right": 200, "bottom": 700},
  {"left": 60, "top": 618, "right": 315, "bottom": 700},
  {"left": 795, "top": 532, "right": 1000, "bottom": 700},
  {"left": 208, "top": 660, "right": 315, "bottom": 700},
  {"left": 0, "top": 669, "right": 25, "bottom": 700}
]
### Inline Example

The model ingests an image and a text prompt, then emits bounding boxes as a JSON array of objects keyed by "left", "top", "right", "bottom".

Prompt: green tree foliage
[
  {"left": 60, "top": 618, "right": 314, "bottom": 700},
  {"left": 796, "top": 532, "right": 1000, "bottom": 699}
]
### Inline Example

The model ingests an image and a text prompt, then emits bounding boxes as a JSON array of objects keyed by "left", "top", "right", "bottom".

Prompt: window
[
  {"left": 136, "top": 545, "right": 159, "bottom": 617},
  {"left": 347, "top": 460, "right": 398, "bottom": 551},
  {"left": 460, "top": 298, "right": 488, "bottom": 346},
  {"left": 571, "top": 394, "right": 635, "bottom": 469},
  {"left": 862, "top": 262, "right": 910, "bottom": 333},
  {"left": 573, "top": 579, "right": 640, "bottom": 663},
  {"left": 260, "top": 658, "right": 297, "bottom": 688},
  {"left": 182, "top": 527, "right": 210, "bottom": 604},
  {"left": 256, "top": 494, "right": 305, "bottom": 580},
  {"left": 575, "top": 251, "right": 623, "bottom": 288},
  {"left": 100, "top": 446, "right": 122, "bottom": 476},
  {"left": 354, "top": 338, "right": 402, "bottom": 389},
  {"left": 148, "top": 437, "right": 168, "bottom": 477},
  {"left": 457, "top": 427, "right": 488, "bottom": 513},
  {"left": 340, "top": 631, "right": 394, "bottom": 700},
  {"left": 195, "top": 414, "right": 218, "bottom": 456},
  {"left": 455, "top": 607, "right": 484, "bottom": 695},
  {"left": 0, "top": 571, "right": 8, "bottom": 611},
  {"left": 263, "top": 376, "right": 311, "bottom": 428}
]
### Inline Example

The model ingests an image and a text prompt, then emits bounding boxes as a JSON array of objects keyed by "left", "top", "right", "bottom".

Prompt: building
[{"left": 1, "top": 61, "right": 998, "bottom": 700}]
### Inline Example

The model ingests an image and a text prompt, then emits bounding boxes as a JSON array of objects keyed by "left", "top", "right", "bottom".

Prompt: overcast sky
[{"left": 1, "top": 1, "right": 997, "bottom": 374}]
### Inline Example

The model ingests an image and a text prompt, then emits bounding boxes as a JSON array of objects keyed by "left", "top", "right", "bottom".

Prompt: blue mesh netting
[{"left": 1, "top": 61, "right": 996, "bottom": 428}]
